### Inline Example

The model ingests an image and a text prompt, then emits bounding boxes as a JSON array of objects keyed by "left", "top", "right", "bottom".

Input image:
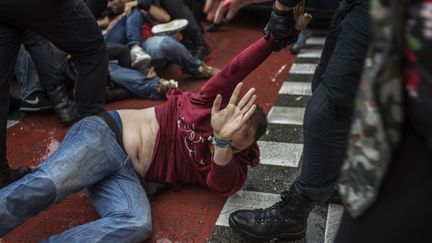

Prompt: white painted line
[
  {"left": 216, "top": 191, "right": 281, "bottom": 226},
  {"left": 298, "top": 49, "right": 322, "bottom": 59},
  {"left": 279, "top": 81, "right": 312, "bottom": 96},
  {"left": 306, "top": 37, "right": 325, "bottom": 46},
  {"left": 257, "top": 141, "right": 303, "bottom": 167},
  {"left": 7, "top": 120, "right": 19, "bottom": 129},
  {"left": 268, "top": 106, "right": 305, "bottom": 125},
  {"left": 324, "top": 204, "right": 344, "bottom": 243},
  {"left": 290, "top": 63, "right": 317, "bottom": 75}
]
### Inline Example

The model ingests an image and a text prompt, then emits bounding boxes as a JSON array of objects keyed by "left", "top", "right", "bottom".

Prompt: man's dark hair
[{"left": 248, "top": 105, "right": 268, "bottom": 142}]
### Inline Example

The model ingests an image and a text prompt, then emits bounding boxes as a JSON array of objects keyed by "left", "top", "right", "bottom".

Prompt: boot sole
[{"left": 228, "top": 216, "right": 306, "bottom": 242}]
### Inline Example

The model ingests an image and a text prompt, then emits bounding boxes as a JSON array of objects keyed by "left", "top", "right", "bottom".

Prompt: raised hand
[{"left": 211, "top": 82, "right": 257, "bottom": 141}]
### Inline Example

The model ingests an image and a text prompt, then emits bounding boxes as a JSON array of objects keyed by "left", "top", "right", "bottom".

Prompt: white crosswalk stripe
[
  {"left": 324, "top": 204, "right": 344, "bottom": 243},
  {"left": 267, "top": 106, "right": 305, "bottom": 125},
  {"left": 279, "top": 81, "right": 312, "bottom": 96},
  {"left": 258, "top": 141, "right": 303, "bottom": 167},
  {"left": 306, "top": 37, "right": 326, "bottom": 46},
  {"left": 298, "top": 49, "right": 323, "bottom": 59},
  {"left": 290, "top": 63, "right": 318, "bottom": 75},
  {"left": 7, "top": 120, "right": 19, "bottom": 129}
]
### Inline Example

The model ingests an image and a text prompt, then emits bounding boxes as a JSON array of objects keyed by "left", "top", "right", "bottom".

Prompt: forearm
[
  {"left": 213, "top": 146, "right": 234, "bottom": 166},
  {"left": 199, "top": 37, "right": 273, "bottom": 104}
]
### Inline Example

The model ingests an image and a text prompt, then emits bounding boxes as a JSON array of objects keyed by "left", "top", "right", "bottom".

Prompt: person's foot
[
  {"left": 195, "top": 63, "right": 220, "bottom": 79},
  {"left": 151, "top": 19, "right": 189, "bottom": 36},
  {"left": 46, "top": 85, "right": 78, "bottom": 124},
  {"left": 20, "top": 91, "right": 54, "bottom": 112},
  {"left": 130, "top": 46, "right": 152, "bottom": 68},
  {"left": 192, "top": 42, "right": 211, "bottom": 61},
  {"left": 229, "top": 186, "right": 315, "bottom": 241},
  {"left": 291, "top": 29, "right": 313, "bottom": 54},
  {"left": 0, "top": 165, "right": 32, "bottom": 189},
  {"left": 157, "top": 79, "right": 178, "bottom": 98}
]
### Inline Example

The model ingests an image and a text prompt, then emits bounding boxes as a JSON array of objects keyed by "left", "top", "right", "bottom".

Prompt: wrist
[
  {"left": 277, "top": 0, "right": 302, "bottom": 8},
  {"left": 209, "top": 135, "right": 232, "bottom": 149},
  {"left": 274, "top": 1, "right": 294, "bottom": 11}
]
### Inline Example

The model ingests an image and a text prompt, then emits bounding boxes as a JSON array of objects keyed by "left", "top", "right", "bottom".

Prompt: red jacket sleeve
[
  {"left": 206, "top": 144, "right": 260, "bottom": 196},
  {"left": 193, "top": 37, "right": 274, "bottom": 107}
]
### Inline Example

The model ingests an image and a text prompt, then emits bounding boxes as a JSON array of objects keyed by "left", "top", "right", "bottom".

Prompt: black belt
[{"left": 98, "top": 111, "right": 125, "bottom": 151}]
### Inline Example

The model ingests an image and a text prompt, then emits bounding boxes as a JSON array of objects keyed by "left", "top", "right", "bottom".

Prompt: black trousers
[
  {"left": 0, "top": 0, "right": 107, "bottom": 167},
  {"left": 334, "top": 121, "right": 432, "bottom": 243}
]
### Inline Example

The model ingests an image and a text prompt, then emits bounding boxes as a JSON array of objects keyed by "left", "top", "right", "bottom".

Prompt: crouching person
[{"left": 0, "top": 36, "right": 274, "bottom": 242}]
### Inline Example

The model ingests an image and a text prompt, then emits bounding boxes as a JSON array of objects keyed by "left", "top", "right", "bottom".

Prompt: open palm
[{"left": 211, "top": 83, "right": 257, "bottom": 140}]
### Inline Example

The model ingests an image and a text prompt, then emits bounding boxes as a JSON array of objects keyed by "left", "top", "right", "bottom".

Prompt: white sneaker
[
  {"left": 130, "top": 46, "right": 152, "bottom": 68},
  {"left": 151, "top": 19, "right": 189, "bottom": 35}
]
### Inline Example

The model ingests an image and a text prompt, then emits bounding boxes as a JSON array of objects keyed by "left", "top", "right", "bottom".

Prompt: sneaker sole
[
  {"left": 131, "top": 55, "right": 152, "bottom": 68},
  {"left": 19, "top": 105, "right": 54, "bottom": 112},
  {"left": 152, "top": 19, "right": 189, "bottom": 35},
  {"left": 228, "top": 216, "right": 306, "bottom": 242}
]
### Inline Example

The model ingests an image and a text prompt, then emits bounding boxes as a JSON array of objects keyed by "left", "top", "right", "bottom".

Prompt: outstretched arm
[{"left": 196, "top": 36, "right": 273, "bottom": 107}]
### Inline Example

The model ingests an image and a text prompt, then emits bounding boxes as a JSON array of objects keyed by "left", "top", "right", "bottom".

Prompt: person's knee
[
  {"left": 112, "top": 213, "right": 152, "bottom": 241},
  {"left": 5, "top": 174, "right": 57, "bottom": 218}
]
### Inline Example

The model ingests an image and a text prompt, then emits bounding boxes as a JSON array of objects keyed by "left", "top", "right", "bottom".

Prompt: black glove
[{"left": 264, "top": 6, "right": 299, "bottom": 52}]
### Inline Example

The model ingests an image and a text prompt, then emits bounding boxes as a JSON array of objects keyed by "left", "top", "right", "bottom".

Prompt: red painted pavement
[{"left": 2, "top": 16, "right": 295, "bottom": 242}]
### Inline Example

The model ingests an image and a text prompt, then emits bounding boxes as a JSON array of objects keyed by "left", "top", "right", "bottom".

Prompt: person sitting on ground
[
  {"left": 0, "top": 36, "right": 274, "bottom": 242},
  {"left": 105, "top": 0, "right": 218, "bottom": 78},
  {"left": 15, "top": 40, "right": 180, "bottom": 110},
  {"left": 158, "top": 0, "right": 212, "bottom": 60},
  {"left": 100, "top": 0, "right": 153, "bottom": 68}
]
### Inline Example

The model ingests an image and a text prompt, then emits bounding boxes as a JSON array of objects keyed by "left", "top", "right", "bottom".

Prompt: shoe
[
  {"left": 192, "top": 42, "right": 211, "bottom": 61},
  {"left": 291, "top": 29, "right": 313, "bottom": 54},
  {"left": 325, "top": 187, "right": 342, "bottom": 205},
  {"left": 46, "top": 85, "right": 78, "bottom": 124},
  {"left": 151, "top": 19, "right": 189, "bottom": 36},
  {"left": 0, "top": 165, "right": 32, "bottom": 189},
  {"left": 229, "top": 186, "right": 316, "bottom": 241},
  {"left": 130, "top": 46, "right": 152, "bottom": 68},
  {"left": 195, "top": 63, "right": 220, "bottom": 79},
  {"left": 20, "top": 91, "right": 54, "bottom": 112},
  {"left": 157, "top": 79, "right": 178, "bottom": 98},
  {"left": 191, "top": 32, "right": 211, "bottom": 60}
]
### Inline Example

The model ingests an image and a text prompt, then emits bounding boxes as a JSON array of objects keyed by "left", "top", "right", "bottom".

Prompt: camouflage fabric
[{"left": 338, "top": 0, "right": 406, "bottom": 218}]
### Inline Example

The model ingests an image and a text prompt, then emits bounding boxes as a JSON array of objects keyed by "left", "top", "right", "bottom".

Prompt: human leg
[
  {"left": 0, "top": 116, "right": 127, "bottom": 235},
  {"left": 142, "top": 36, "right": 203, "bottom": 76},
  {"left": 229, "top": 1, "right": 371, "bottom": 241},
  {"left": 297, "top": 0, "right": 370, "bottom": 202},
  {"left": 15, "top": 45, "right": 43, "bottom": 99},
  {"left": 107, "top": 42, "right": 132, "bottom": 68},
  {"left": 0, "top": 24, "right": 32, "bottom": 189},
  {"left": 14, "top": 0, "right": 107, "bottom": 116},
  {"left": 108, "top": 62, "right": 162, "bottom": 99},
  {"left": 160, "top": 0, "right": 211, "bottom": 60},
  {"left": 45, "top": 159, "right": 152, "bottom": 242}
]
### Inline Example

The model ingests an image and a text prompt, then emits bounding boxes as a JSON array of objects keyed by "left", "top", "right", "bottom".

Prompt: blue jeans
[
  {"left": 104, "top": 9, "right": 143, "bottom": 46},
  {"left": 294, "top": 0, "right": 371, "bottom": 202},
  {"left": 15, "top": 45, "right": 43, "bottom": 99},
  {"left": 109, "top": 62, "right": 161, "bottom": 99},
  {"left": 0, "top": 116, "right": 152, "bottom": 242},
  {"left": 141, "top": 36, "right": 202, "bottom": 76}
]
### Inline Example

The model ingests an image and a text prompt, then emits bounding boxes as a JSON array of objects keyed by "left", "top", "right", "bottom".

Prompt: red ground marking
[{"left": 2, "top": 20, "right": 295, "bottom": 242}]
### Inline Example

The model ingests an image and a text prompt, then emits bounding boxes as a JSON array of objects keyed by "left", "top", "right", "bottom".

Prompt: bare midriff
[{"left": 117, "top": 108, "right": 159, "bottom": 178}]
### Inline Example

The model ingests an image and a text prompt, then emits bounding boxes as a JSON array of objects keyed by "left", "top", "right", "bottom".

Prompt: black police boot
[
  {"left": 229, "top": 186, "right": 315, "bottom": 241},
  {"left": 46, "top": 85, "right": 78, "bottom": 124},
  {"left": 191, "top": 33, "right": 211, "bottom": 60},
  {"left": 0, "top": 164, "right": 32, "bottom": 189}
]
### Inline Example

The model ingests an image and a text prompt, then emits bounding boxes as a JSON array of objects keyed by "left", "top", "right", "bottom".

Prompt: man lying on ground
[{"left": 0, "top": 36, "right": 274, "bottom": 242}]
